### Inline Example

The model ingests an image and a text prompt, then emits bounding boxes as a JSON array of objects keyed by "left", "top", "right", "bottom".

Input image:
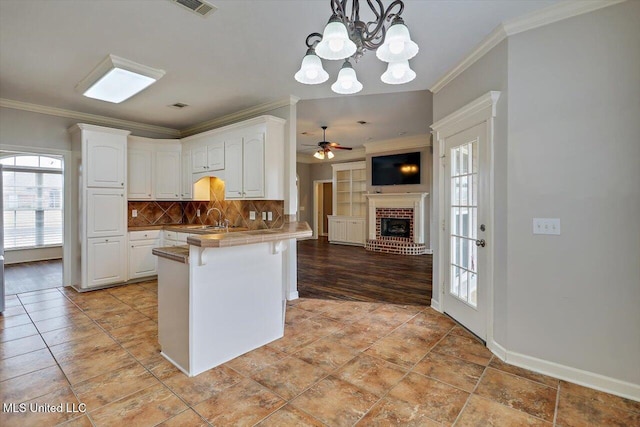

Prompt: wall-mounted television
[{"left": 371, "top": 152, "right": 421, "bottom": 186}]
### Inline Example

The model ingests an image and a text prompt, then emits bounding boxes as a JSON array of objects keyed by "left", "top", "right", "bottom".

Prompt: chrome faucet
[{"left": 206, "top": 207, "right": 224, "bottom": 226}]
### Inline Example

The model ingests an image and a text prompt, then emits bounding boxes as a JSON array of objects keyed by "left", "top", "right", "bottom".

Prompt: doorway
[
  {"left": 1, "top": 149, "right": 68, "bottom": 295},
  {"left": 313, "top": 179, "right": 332, "bottom": 238}
]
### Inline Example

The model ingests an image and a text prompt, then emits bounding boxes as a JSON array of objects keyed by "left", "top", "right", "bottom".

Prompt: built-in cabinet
[
  {"left": 328, "top": 161, "right": 367, "bottom": 246},
  {"left": 128, "top": 137, "right": 182, "bottom": 201},
  {"left": 183, "top": 116, "right": 285, "bottom": 201},
  {"left": 128, "top": 230, "right": 161, "bottom": 280},
  {"left": 70, "top": 124, "right": 129, "bottom": 290}
]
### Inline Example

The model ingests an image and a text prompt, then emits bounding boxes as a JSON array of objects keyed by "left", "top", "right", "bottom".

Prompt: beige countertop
[
  {"left": 152, "top": 222, "right": 312, "bottom": 261},
  {"left": 186, "top": 222, "right": 312, "bottom": 248}
]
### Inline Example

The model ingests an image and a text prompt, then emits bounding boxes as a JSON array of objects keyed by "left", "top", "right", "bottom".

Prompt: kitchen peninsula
[{"left": 152, "top": 222, "right": 311, "bottom": 377}]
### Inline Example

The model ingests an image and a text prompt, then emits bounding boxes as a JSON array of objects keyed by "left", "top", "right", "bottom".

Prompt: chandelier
[{"left": 295, "top": 0, "right": 418, "bottom": 94}]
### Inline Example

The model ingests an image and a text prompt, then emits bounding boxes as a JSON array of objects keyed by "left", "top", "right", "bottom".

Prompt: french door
[{"left": 443, "top": 122, "right": 488, "bottom": 340}]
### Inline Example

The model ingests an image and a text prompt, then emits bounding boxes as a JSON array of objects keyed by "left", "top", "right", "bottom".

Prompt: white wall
[{"left": 433, "top": 1, "right": 640, "bottom": 393}]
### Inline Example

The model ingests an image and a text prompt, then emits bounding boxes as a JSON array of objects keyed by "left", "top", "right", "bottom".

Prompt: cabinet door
[
  {"left": 128, "top": 148, "right": 153, "bottom": 199},
  {"left": 155, "top": 150, "right": 181, "bottom": 200},
  {"left": 191, "top": 145, "right": 207, "bottom": 173},
  {"left": 87, "top": 236, "right": 126, "bottom": 287},
  {"left": 87, "top": 189, "right": 125, "bottom": 238},
  {"left": 224, "top": 137, "right": 243, "bottom": 199},
  {"left": 329, "top": 219, "right": 347, "bottom": 242},
  {"left": 86, "top": 133, "right": 126, "bottom": 188},
  {"left": 181, "top": 149, "right": 192, "bottom": 200},
  {"left": 206, "top": 142, "right": 225, "bottom": 170},
  {"left": 347, "top": 220, "right": 365, "bottom": 245},
  {"left": 242, "top": 132, "right": 265, "bottom": 198},
  {"left": 129, "top": 240, "right": 158, "bottom": 279}
]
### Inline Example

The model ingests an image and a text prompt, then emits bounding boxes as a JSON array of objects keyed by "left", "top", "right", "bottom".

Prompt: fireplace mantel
[{"left": 366, "top": 193, "right": 428, "bottom": 244}]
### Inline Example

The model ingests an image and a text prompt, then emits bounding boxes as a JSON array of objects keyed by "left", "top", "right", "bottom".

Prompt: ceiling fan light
[
  {"left": 294, "top": 50, "right": 329, "bottom": 85},
  {"left": 315, "top": 16, "right": 357, "bottom": 60},
  {"left": 326, "top": 150, "right": 335, "bottom": 159},
  {"left": 376, "top": 19, "right": 419, "bottom": 63},
  {"left": 381, "top": 60, "right": 416, "bottom": 85},
  {"left": 313, "top": 150, "right": 325, "bottom": 160},
  {"left": 331, "top": 61, "right": 363, "bottom": 94}
]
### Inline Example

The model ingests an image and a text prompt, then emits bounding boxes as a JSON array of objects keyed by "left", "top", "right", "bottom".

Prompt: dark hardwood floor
[
  {"left": 4, "top": 259, "right": 62, "bottom": 295},
  {"left": 297, "top": 237, "right": 432, "bottom": 306}
]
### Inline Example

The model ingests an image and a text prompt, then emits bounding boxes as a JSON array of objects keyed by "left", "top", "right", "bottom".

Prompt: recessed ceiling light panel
[{"left": 76, "top": 54, "right": 165, "bottom": 104}]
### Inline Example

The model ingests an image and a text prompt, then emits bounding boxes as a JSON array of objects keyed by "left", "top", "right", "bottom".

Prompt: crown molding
[
  {"left": 429, "top": 0, "right": 626, "bottom": 94},
  {"left": 363, "top": 134, "right": 430, "bottom": 155},
  {"left": 0, "top": 98, "right": 181, "bottom": 137},
  {"left": 181, "top": 96, "right": 299, "bottom": 137}
]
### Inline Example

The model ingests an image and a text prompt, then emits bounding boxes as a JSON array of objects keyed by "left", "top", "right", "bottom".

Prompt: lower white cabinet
[
  {"left": 328, "top": 216, "right": 366, "bottom": 246},
  {"left": 87, "top": 236, "right": 127, "bottom": 288},
  {"left": 129, "top": 230, "right": 161, "bottom": 280}
]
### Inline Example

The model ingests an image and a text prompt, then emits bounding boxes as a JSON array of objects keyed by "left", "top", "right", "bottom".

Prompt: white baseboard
[
  {"left": 287, "top": 291, "right": 299, "bottom": 301},
  {"left": 425, "top": 248, "right": 433, "bottom": 255},
  {"left": 488, "top": 342, "right": 640, "bottom": 402},
  {"left": 430, "top": 298, "right": 441, "bottom": 312}
]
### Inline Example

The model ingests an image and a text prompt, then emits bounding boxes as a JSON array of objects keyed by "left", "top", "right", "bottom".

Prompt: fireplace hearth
[{"left": 381, "top": 218, "right": 411, "bottom": 238}]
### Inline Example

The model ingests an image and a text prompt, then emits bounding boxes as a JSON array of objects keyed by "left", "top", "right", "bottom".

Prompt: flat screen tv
[{"left": 372, "top": 152, "right": 421, "bottom": 186}]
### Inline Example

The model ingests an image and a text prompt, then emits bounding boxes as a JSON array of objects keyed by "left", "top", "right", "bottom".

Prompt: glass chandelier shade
[
  {"left": 315, "top": 16, "right": 357, "bottom": 60},
  {"left": 313, "top": 150, "right": 325, "bottom": 160},
  {"left": 376, "top": 21, "right": 419, "bottom": 63},
  {"left": 331, "top": 61, "right": 363, "bottom": 94},
  {"left": 294, "top": 49, "right": 329, "bottom": 84},
  {"left": 380, "top": 60, "right": 416, "bottom": 84}
]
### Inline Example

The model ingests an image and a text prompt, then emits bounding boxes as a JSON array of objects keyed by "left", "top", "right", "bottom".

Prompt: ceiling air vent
[
  {"left": 169, "top": 102, "right": 189, "bottom": 109},
  {"left": 172, "top": 0, "right": 216, "bottom": 17}
]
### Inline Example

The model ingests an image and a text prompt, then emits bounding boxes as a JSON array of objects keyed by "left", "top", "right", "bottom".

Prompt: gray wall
[
  {"left": 433, "top": 1, "right": 640, "bottom": 386},
  {"left": 296, "top": 162, "right": 312, "bottom": 224}
]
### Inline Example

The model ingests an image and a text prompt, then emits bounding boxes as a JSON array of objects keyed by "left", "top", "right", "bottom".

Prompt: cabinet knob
[
  {"left": 238, "top": 192, "right": 242, "bottom": 195},
  {"left": 148, "top": 194, "right": 151, "bottom": 196},
  {"left": 121, "top": 183, "right": 124, "bottom": 186},
  {"left": 105, "top": 239, "right": 109, "bottom": 242}
]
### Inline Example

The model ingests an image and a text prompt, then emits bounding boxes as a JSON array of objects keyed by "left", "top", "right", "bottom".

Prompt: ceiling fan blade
[{"left": 332, "top": 146, "right": 353, "bottom": 150}]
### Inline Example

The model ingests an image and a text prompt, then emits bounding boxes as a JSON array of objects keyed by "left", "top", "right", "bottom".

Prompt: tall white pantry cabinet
[{"left": 69, "top": 124, "right": 129, "bottom": 290}]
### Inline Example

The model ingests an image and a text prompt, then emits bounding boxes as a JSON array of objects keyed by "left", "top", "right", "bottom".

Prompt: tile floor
[{"left": 1, "top": 282, "right": 638, "bottom": 426}]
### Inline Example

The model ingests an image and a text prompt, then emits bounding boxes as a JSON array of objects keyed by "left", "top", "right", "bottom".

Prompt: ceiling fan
[{"left": 304, "top": 126, "right": 352, "bottom": 159}]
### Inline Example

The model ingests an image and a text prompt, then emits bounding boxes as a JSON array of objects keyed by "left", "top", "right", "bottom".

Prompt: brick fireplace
[{"left": 365, "top": 193, "right": 428, "bottom": 255}]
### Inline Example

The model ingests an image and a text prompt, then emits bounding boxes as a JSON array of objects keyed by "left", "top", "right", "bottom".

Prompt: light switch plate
[
  {"left": 132, "top": 209, "right": 137, "bottom": 218},
  {"left": 262, "top": 212, "right": 267, "bottom": 220},
  {"left": 250, "top": 211, "right": 256, "bottom": 220},
  {"left": 267, "top": 211, "right": 273, "bottom": 221},
  {"left": 533, "top": 218, "right": 561, "bottom": 235}
]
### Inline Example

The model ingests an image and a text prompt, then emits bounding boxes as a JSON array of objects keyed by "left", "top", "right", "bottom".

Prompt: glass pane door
[{"left": 449, "top": 140, "right": 478, "bottom": 307}]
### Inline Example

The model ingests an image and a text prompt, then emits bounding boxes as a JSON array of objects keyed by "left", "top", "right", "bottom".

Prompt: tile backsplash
[{"left": 128, "top": 177, "right": 284, "bottom": 230}]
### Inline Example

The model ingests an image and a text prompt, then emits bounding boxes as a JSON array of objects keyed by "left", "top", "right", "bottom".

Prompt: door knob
[{"left": 475, "top": 239, "right": 486, "bottom": 247}]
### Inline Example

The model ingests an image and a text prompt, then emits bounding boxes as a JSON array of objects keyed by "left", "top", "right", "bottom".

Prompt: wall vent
[
  {"left": 169, "top": 102, "right": 189, "bottom": 109},
  {"left": 172, "top": 0, "right": 216, "bottom": 17}
]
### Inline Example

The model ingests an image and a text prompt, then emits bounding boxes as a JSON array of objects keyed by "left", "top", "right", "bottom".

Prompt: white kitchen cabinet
[
  {"left": 127, "top": 146, "right": 153, "bottom": 199},
  {"left": 128, "top": 230, "right": 160, "bottom": 280},
  {"left": 85, "top": 131, "right": 126, "bottom": 188},
  {"left": 224, "top": 131, "right": 266, "bottom": 199},
  {"left": 328, "top": 216, "right": 365, "bottom": 246},
  {"left": 155, "top": 148, "right": 181, "bottom": 200},
  {"left": 70, "top": 123, "right": 130, "bottom": 291},
  {"left": 224, "top": 137, "right": 243, "bottom": 198},
  {"left": 181, "top": 148, "right": 193, "bottom": 199},
  {"left": 87, "top": 236, "right": 127, "bottom": 287},
  {"left": 190, "top": 140, "right": 224, "bottom": 173},
  {"left": 87, "top": 189, "right": 126, "bottom": 238}
]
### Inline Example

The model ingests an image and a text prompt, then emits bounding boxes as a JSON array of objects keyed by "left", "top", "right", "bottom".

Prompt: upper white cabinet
[
  {"left": 190, "top": 139, "right": 224, "bottom": 173},
  {"left": 181, "top": 148, "right": 193, "bottom": 199},
  {"left": 87, "top": 189, "right": 126, "bottom": 238},
  {"left": 84, "top": 127, "right": 127, "bottom": 188},
  {"left": 128, "top": 137, "right": 182, "bottom": 201},
  {"left": 128, "top": 143, "right": 153, "bottom": 199},
  {"left": 155, "top": 144, "right": 181, "bottom": 200},
  {"left": 222, "top": 118, "right": 285, "bottom": 200}
]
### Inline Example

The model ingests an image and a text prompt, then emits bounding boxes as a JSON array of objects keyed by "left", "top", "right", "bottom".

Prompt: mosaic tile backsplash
[{"left": 128, "top": 177, "right": 284, "bottom": 230}]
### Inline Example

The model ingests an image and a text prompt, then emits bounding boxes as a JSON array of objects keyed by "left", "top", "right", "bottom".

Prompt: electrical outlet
[
  {"left": 300, "top": 206, "right": 305, "bottom": 211},
  {"left": 197, "top": 209, "right": 201, "bottom": 217},
  {"left": 267, "top": 211, "right": 273, "bottom": 221},
  {"left": 132, "top": 209, "right": 138, "bottom": 218},
  {"left": 533, "top": 218, "right": 561, "bottom": 235},
  {"left": 262, "top": 212, "right": 267, "bottom": 220},
  {"left": 250, "top": 211, "right": 256, "bottom": 220}
]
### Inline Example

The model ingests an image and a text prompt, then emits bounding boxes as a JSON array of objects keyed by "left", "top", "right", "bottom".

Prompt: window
[{"left": 1, "top": 154, "right": 63, "bottom": 249}]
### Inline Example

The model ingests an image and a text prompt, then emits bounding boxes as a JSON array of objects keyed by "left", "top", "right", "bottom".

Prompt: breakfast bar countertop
[{"left": 187, "top": 221, "right": 312, "bottom": 248}]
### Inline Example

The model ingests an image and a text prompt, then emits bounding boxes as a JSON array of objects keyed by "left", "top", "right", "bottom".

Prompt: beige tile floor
[{"left": 1, "top": 281, "right": 638, "bottom": 426}]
